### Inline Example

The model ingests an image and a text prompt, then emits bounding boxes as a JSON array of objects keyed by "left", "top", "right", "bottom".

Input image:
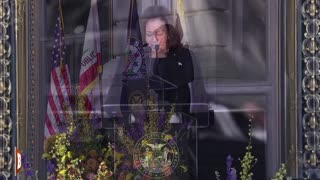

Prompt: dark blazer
[{"left": 153, "top": 47, "right": 194, "bottom": 113}]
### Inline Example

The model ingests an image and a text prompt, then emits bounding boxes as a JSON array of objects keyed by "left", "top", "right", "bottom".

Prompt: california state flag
[
  {"left": 79, "top": 0, "right": 102, "bottom": 118},
  {"left": 174, "top": 0, "right": 189, "bottom": 45}
]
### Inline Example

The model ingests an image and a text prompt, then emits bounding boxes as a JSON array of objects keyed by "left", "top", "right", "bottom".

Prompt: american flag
[{"left": 44, "top": 12, "right": 73, "bottom": 138}]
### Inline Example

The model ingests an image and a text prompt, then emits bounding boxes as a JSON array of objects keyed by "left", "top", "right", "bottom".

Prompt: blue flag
[
  {"left": 123, "top": 0, "right": 146, "bottom": 79},
  {"left": 120, "top": 0, "right": 148, "bottom": 114}
]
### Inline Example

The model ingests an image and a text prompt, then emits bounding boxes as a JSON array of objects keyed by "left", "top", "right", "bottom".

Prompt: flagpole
[
  {"left": 95, "top": 0, "right": 104, "bottom": 124},
  {"left": 98, "top": 58, "right": 104, "bottom": 124}
]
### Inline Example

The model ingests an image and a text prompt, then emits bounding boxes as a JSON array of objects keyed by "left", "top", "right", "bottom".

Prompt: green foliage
[
  {"left": 44, "top": 133, "right": 84, "bottom": 179},
  {"left": 239, "top": 118, "right": 257, "bottom": 180},
  {"left": 271, "top": 163, "right": 287, "bottom": 180}
]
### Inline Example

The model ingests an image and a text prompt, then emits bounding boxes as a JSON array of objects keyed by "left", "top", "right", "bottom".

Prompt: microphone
[
  {"left": 143, "top": 43, "right": 160, "bottom": 58},
  {"left": 155, "top": 44, "right": 159, "bottom": 59}
]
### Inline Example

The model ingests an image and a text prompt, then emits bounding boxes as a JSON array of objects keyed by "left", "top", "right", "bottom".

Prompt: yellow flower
[
  {"left": 164, "top": 134, "right": 173, "bottom": 141},
  {"left": 115, "top": 152, "right": 125, "bottom": 168},
  {"left": 61, "top": 155, "right": 67, "bottom": 163},
  {"left": 58, "top": 169, "right": 67, "bottom": 175},
  {"left": 67, "top": 151, "right": 72, "bottom": 158},
  {"left": 79, "top": 155, "right": 86, "bottom": 160},
  {"left": 126, "top": 173, "right": 133, "bottom": 180}
]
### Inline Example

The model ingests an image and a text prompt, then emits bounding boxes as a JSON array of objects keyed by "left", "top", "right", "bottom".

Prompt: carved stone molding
[
  {"left": 301, "top": 0, "right": 320, "bottom": 178},
  {"left": 0, "top": 0, "right": 13, "bottom": 179}
]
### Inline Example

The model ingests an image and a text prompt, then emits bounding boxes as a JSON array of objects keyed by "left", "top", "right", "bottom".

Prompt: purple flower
[
  {"left": 229, "top": 168, "right": 237, "bottom": 180},
  {"left": 21, "top": 153, "right": 27, "bottom": 164},
  {"left": 47, "top": 160, "right": 56, "bottom": 174},
  {"left": 70, "top": 132, "right": 78, "bottom": 141},
  {"left": 25, "top": 170, "right": 34, "bottom": 177},
  {"left": 58, "top": 121, "right": 68, "bottom": 133},
  {"left": 128, "top": 125, "right": 140, "bottom": 141},
  {"left": 48, "top": 174, "right": 56, "bottom": 180},
  {"left": 226, "top": 155, "right": 235, "bottom": 180},
  {"left": 23, "top": 162, "right": 31, "bottom": 169},
  {"left": 20, "top": 153, "right": 35, "bottom": 177},
  {"left": 125, "top": 114, "right": 145, "bottom": 141},
  {"left": 90, "top": 116, "right": 102, "bottom": 129},
  {"left": 114, "top": 144, "right": 127, "bottom": 154},
  {"left": 226, "top": 155, "right": 233, "bottom": 169}
]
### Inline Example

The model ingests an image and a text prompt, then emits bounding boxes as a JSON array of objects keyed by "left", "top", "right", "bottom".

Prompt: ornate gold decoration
[
  {"left": 0, "top": 0, "right": 12, "bottom": 178},
  {"left": 16, "top": 0, "right": 25, "bottom": 26},
  {"left": 310, "top": 152, "right": 318, "bottom": 167},
  {"left": 306, "top": 1, "right": 319, "bottom": 17},
  {"left": 302, "top": 0, "right": 320, "bottom": 177},
  {"left": 310, "top": 115, "right": 317, "bottom": 129},
  {"left": 310, "top": 3, "right": 317, "bottom": 16}
]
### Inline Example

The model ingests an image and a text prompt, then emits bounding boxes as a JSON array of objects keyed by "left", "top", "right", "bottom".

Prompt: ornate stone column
[{"left": 301, "top": 0, "right": 320, "bottom": 178}]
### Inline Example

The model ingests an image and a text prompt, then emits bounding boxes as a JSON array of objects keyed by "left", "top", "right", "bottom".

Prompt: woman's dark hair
[{"left": 165, "top": 24, "right": 182, "bottom": 49}]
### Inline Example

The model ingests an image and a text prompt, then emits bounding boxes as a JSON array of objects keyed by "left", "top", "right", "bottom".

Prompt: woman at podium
[{"left": 143, "top": 6, "right": 194, "bottom": 115}]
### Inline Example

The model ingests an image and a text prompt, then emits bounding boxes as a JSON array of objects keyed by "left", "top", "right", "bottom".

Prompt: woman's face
[{"left": 145, "top": 18, "right": 168, "bottom": 54}]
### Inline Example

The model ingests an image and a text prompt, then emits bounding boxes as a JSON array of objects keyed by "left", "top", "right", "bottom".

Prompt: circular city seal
[
  {"left": 133, "top": 133, "right": 179, "bottom": 178},
  {"left": 127, "top": 37, "right": 145, "bottom": 75}
]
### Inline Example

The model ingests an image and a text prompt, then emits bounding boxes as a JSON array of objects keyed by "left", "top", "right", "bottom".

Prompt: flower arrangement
[
  {"left": 43, "top": 119, "right": 114, "bottom": 180},
  {"left": 43, "top": 83, "right": 292, "bottom": 180},
  {"left": 43, "top": 90, "right": 114, "bottom": 180},
  {"left": 42, "top": 86, "right": 193, "bottom": 179}
]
